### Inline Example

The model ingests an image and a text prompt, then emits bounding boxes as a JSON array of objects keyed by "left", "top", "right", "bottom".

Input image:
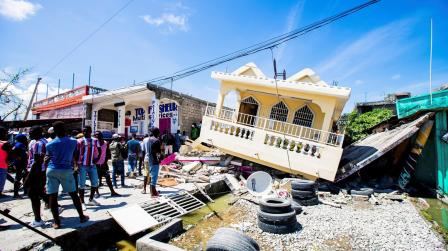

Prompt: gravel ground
[{"left": 228, "top": 196, "right": 446, "bottom": 251}]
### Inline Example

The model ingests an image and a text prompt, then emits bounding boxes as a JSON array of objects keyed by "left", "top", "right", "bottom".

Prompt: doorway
[
  {"left": 238, "top": 96, "right": 259, "bottom": 126},
  {"left": 159, "top": 118, "right": 171, "bottom": 135}
]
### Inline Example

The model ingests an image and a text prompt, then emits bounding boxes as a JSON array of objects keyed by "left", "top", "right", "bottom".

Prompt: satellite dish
[{"left": 246, "top": 171, "right": 272, "bottom": 196}]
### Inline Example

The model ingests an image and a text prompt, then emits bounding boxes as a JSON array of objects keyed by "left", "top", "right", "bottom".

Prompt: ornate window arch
[
  {"left": 270, "top": 101, "right": 289, "bottom": 122},
  {"left": 241, "top": 96, "right": 259, "bottom": 105},
  {"left": 293, "top": 105, "right": 314, "bottom": 127}
]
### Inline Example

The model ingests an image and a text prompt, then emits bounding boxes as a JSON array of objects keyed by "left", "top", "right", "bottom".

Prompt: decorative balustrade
[
  {"left": 204, "top": 105, "right": 343, "bottom": 147},
  {"left": 263, "top": 133, "right": 321, "bottom": 158},
  {"left": 209, "top": 119, "right": 255, "bottom": 141}
]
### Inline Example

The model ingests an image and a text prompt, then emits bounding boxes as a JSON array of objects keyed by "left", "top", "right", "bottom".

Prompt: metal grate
[
  {"left": 270, "top": 101, "right": 289, "bottom": 122},
  {"left": 140, "top": 191, "right": 206, "bottom": 224},
  {"left": 241, "top": 96, "right": 259, "bottom": 105},
  {"left": 293, "top": 105, "right": 314, "bottom": 127}
]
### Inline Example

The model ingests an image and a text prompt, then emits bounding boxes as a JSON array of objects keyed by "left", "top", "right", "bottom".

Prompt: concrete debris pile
[
  {"left": 227, "top": 191, "right": 445, "bottom": 251},
  {"left": 157, "top": 144, "right": 249, "bottom": 189}
]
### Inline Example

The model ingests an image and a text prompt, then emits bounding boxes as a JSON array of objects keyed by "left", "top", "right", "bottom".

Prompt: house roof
[{"left": 213, "top": 62, "right": 351, "bottom": 99}]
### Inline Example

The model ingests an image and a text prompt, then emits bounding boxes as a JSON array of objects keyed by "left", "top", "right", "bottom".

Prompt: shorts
[
  {"left": 26, "top": 169, "right": 47, "bottom": 197},
  {"left": 97, "top": 163, "right": 110, "bottom": 177},
  {"left": 149, "top": 164, "right": 160, "bottom": 186},
  {"left": 143, "top": 160, "right": 150, "bottom": 177},
  {"left": 78, "top": 165, "right": 99, "bottom": 189},
  {"left": 46, "top": 168, "right": 77, "bottom": 194}
]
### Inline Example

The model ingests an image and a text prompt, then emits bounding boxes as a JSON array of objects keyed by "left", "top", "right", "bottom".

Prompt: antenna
[
  {"left": 429, "top": 18, "right": 433, "bottom": 104},
  {"left": 273, "top": 59, "right": 286, "bottom": 80}
]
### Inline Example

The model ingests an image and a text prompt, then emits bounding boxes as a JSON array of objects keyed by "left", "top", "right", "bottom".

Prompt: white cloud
[
  {"left": 391, "top": 74, "right": 401, "bottom": 80},
  {"left": 0, "top": 0, "right": 41, "bottom": 21},
  {"left": 277, "top": 1, "right": 305, "bottom": 61},
  {"left": 141, "top": 13, "right": 188, "bottom": 32},
  {"left": 354, "top": 79, "right": 364, "bottom": 85},
  {"left": 317, "top": 18, "right": 416, "bottom": 80}
]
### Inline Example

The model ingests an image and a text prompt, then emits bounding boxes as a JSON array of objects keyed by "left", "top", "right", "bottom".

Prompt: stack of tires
[
  {"left": 206, "top": 228, "right": 260, "bottom": 251},
  {"left": 291, "top": 179, "right": 319, "bottom": 206},
  {"left": 257, "top": 198, "right": 300, "bottom": 234}
]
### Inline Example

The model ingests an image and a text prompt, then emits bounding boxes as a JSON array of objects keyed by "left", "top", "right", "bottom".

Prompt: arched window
[
  {"left": 293, "top": 105, "right": 314, "bottom": 127},
  {"left": 241, "top": 96, "right": 258, "bottom": 105},
  {"left": 270, "top": 101, "right": 288, "bottom": 122}
]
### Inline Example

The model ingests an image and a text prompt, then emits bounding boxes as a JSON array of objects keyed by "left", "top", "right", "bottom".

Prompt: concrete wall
[{"left": 147, "top": 84, "right": 210, "bottom": 136}]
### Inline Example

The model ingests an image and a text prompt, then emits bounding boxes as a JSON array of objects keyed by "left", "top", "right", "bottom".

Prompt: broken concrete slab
[{"left": 137, "top": 238, "right": 185, "bottom": 251}]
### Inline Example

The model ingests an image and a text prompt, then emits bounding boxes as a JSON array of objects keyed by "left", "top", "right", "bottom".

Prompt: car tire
[
  {"left": 291, "top": 179, "right": 316, "bottom": 191},
  {"left": 291, "top": 189, "right": 315, "bottom": 199},
  {"left": 257, "top": 208, "right": 297, "bottom": 225},
  {"left": 291, "top": 200, "right": 303, "bottom": 215},
  {"left": 214, "top": 228, "right": 259, "bottom": 251},
  {"left": 350, "top": 188, "right": 374, "bottom": 196},
  {"left": 294, "top": 196, "right": 318, "bottom": 206},
  {"left": 259, "top": 197, "right": 292, "bottom": 214},
  {"left": 257, "top": 220, "right": 301, "bottom": 234},
  {"left": 206, "top": 228, "right": 259, "bottom": 251}
]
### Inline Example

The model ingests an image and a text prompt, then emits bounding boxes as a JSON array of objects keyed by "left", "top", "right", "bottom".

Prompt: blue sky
[{"left": 1, "top": 0, "right": 447, "bottom": 115}]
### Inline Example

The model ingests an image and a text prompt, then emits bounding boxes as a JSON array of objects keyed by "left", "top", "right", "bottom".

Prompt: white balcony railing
[{"left": 204, "top": 105, "right": 344, "bottom": 147}]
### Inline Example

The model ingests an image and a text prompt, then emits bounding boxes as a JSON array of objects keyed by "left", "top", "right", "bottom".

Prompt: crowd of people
[{"left": 0, "top": 121, "right": 192, "bottom": 230}]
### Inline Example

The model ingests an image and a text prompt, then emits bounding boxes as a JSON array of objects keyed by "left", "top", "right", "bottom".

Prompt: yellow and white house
[{"left": 199, "top": 63, "right": 351, "bottom": 181}]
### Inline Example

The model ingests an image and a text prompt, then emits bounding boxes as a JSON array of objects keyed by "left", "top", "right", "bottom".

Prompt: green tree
[{"left": 346, "top": 108, "right": 393, "bottom": 142}]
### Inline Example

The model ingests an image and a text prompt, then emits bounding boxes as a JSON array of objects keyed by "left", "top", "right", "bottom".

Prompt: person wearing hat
[
  {"left": 109, "top": 134, "right": 126, "bottom": 188},
  {"left": 94, "top": 131, "right": 119, "bottom": 197},
  {"left": 12, "top": 134, "right": 28, "bottom": 198}
]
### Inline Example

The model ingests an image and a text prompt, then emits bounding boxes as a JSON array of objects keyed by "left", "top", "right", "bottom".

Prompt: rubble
[{"left": 228, "top": 194, "right": 445, "bottom": 251}]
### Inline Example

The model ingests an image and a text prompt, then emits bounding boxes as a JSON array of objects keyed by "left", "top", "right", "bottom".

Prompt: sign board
[
  {"left": 109, "top": 204, "right": 159, "bottom": 235},
  {"left": 130, "top": 126, "right": 138, "bottom": 134}
]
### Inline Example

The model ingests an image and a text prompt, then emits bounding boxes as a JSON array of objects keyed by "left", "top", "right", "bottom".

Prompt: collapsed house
[
  {"left": 336, "top": 88, "right": 448, "bottom": 197},
  {"left": 198, "top": 63, "right": 351, "bottom": 181}
]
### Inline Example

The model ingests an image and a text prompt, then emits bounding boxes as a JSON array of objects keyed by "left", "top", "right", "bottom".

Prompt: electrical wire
[
  {"left": 43, "top": 0, "right": 135, "bottom": 77},
  {"left": 269, "top": 48, "right": 293, "bottom": 174},
  {"left": 140, "top": 0, "right": 380, "bottom": 87}
]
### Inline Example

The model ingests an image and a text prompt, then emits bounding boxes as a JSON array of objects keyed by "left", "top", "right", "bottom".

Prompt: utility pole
[
  {"left": 24, "top": 77, "right": 42, "bottom": 120},
  {"left": 88, "top": 66, "right": 92, "bottom": 87},
  {"left": 72, "top": 73, "right": 75, "bottom": 89},
  {"left": 46, "top": 83, "right": 49, "bottom": 99},
  {"left": 57, "top": 79, "right": 61, "bottom": 95}
]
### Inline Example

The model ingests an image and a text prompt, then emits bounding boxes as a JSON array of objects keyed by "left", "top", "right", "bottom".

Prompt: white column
[
  {"left": 91, "top": 104, "right": 99, "bottom": 133},
  {"left": 232, "top": 90, "right": 241, "bottom": 122},
  {"left": 215, "top": 93, "right": 226, "bottom": 117},
  {"left": 144, "top": 104, "right": 150, "bottom": 135},
  {"left": 117, "top": 105, "right": 126, "bottom": 135},
  {"left": 149, "top": 96, "right": 159, "bottom": 128}
]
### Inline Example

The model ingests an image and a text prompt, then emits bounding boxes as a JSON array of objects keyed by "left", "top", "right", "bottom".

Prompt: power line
[
  {"left": 43, "top": 0, "right": 135, "bottom": 77},
  {"left": 141, "top": 0, "right": 380, "bottom": 87}
]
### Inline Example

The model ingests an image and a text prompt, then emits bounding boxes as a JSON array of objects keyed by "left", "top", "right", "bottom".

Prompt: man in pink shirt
[{"left": 94, "top": 131, "right": 119, "bottom": 197}]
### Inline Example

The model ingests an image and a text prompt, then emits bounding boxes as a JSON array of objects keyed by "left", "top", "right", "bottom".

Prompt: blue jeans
[
  {"left": 0, "top": 168, "right": 6, "bottom": 193},
  {"left": 127, "top": 154, "right": 137, "bottom": 174},
  {"left": 150, "top": 164, "right": 160, "bottom": 186},
  {"left": 112, "top": 160, "right": 125, "bottom": 187},
  {"left": 78, "top": 165, "right": 99, "bottom": 189}
]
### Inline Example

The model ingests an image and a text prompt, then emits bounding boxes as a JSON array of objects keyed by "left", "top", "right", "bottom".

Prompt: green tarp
[{"left": 396, "top": 89, "right": 448, "bottom": 119}]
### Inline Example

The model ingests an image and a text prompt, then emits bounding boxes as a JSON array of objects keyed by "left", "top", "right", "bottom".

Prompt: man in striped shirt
[{"left": 76, "top": 126, "right": 100, "bottom": 207}]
